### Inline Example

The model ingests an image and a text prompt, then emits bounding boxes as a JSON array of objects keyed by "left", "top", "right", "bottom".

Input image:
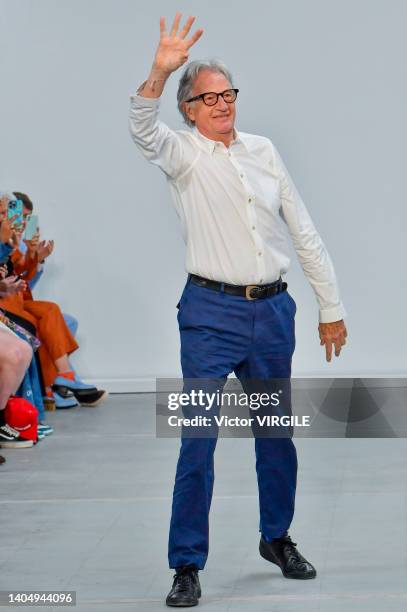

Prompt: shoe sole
[
  {"left": 166, "top": 602, "right": 199, "bottom": 607},
  {"left": 259, "top": 539, "right": 317, "bottom": 580},
  {"left": 78, "top": 390, "right": 109, "bottom": 407},
  {"left": 52, "top": 384, "right": 108, "bottom": 406},
  {"left": 0, "top": 440, "right": 34, "bottom": 448},
  {"left": 166, "top": 596, "right": 199, "bottom": 607}
]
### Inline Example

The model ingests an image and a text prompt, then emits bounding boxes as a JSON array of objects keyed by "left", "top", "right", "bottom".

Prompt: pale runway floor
[{"left": 1, "top": 393, "right": 406, "bottom": 611}]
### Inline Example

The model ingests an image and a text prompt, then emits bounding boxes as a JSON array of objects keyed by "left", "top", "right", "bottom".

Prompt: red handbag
[{"left": 5, "top": 397, "right": 39, "bottom": 442}]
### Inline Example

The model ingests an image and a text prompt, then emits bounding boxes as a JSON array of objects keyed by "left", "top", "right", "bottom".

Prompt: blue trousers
[
  {"left": 168, "top": 276, "right": 298, "bottom": 570},
  {"left": 63, "top": 313, "right": 78, "bottom": 337}
]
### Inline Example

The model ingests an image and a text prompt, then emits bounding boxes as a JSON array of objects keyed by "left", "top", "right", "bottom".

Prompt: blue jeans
[
  {"left": 168, "top": 276, "right": 298, "bottom": 570},
  {"left": 15, "top": 337, "right": 45, "bottom": 422}
]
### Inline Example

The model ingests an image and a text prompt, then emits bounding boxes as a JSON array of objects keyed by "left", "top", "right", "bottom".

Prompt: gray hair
[{"left": 177, "top": 59, "right": 234, "bottom": 127}]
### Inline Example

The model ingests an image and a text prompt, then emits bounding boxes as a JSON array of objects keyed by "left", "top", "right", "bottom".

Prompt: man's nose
[{"left": 215, "top": 95, "right": 229, "bottom": 110}]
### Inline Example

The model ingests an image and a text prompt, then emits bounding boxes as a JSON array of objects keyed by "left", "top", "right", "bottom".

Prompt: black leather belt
[{"left": 189, "top": 274, "right": 287, "bottom": 300}]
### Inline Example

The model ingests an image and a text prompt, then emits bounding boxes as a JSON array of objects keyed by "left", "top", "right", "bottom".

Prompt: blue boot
[{"left": 52, "top": 376, "right": 108, "bottom": 407}]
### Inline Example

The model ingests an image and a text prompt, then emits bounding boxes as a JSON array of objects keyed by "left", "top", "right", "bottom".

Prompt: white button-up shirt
[{"left": 129, "top": 94, "right": 345, "bottom": 323}]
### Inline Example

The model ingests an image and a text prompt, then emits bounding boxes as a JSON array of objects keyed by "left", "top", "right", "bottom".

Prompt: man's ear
[{"left": 184, "top": 101, "right": 195, "bottom": 123}]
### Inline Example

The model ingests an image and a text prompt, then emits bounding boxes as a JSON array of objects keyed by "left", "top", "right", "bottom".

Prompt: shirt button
[
  {"left": 240, "top": 173, "right": 244, "bottom": 178},
  {"left": 260, "top": 278, "right": 263, "bottom": 283},
  {"left": 258, "top": 251, "right": 262, "bottom": 256},
  {"left": 248, "top": 198, "right": 252, "bottom": 203},
  {"left": 252, "top": 226, "right": 256, "bottom": 230}
]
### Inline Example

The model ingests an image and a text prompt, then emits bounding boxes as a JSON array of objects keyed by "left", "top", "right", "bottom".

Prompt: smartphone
[
  {"left": 24, "top": 214, "right": 39, "bottom": 240},
  {"left": 7, "top": 199, "right": 23, "bottom": 225}
]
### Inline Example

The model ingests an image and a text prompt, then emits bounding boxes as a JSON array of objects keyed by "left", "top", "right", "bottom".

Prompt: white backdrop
[{"left": 1, "top": 0, "right": 406, "bottom": 390}]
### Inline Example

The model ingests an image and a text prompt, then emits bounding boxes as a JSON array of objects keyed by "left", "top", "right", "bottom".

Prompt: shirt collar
[{"left": 192, "top": 126, "right": 247, "bottom": 154}]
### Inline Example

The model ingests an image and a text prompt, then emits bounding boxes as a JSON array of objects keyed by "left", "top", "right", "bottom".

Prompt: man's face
[
  {"left": 184, "top": 70, "right": 236, "bottom": 140},
  {"left": 0, "top": 197, "right": 9, "bottom": 223}
]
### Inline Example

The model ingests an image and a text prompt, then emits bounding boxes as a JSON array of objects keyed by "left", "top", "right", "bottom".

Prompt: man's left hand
[{"left": 318, "top": 320, "right": 347, "bottom": 362}]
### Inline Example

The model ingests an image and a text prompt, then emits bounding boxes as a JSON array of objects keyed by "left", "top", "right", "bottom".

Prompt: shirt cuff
[{"left": 319, "top": 302, "right": 347, "bottom": 324}]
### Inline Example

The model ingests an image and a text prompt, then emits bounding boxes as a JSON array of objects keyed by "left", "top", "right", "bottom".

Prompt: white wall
[{"left": 1, "top": 0, "right": 406, "bottom": 390}]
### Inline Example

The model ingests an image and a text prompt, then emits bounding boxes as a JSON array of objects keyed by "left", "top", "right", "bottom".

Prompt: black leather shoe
[
  {"left": 259, "top": 534, "right": 317, "bottom": 579},
  {"left": 166, "top": 565, "right": 201, "bottom": 607}
]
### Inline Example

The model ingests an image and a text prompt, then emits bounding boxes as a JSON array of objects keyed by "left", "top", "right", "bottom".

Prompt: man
[{"left": 129, "top": 13, "right": 347, "bottom": 607}]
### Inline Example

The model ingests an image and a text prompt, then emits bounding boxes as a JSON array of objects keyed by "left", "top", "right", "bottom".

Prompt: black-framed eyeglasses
[{"left": 185, "top": 88, "right": 239, "bottom": 106}]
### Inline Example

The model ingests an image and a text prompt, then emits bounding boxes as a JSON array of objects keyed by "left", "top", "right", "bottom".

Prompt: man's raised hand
[{"left": 153, "top": 13, "right": 204, "bottom": 76}]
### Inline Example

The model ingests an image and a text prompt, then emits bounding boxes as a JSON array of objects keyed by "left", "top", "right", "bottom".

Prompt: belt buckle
[{"left": 245, "top": 285, "right": 259, "bottom": 300}]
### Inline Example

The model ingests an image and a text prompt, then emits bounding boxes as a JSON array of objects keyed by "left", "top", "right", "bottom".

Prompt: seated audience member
[
  {"left": 0, "top": 191, "right": 108, "bottom": 408},
  {"left": 0, "top": 312, "right": 47, "bottom": 433},
  {"left": 0, "top": 316, "right": 34, "bottom": 451},
  {"left": 16, "top": 191, "right": 79, "bottom": 338},
  {"left": 0, "top": 312, "right": 51, "bottom": 444}
]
